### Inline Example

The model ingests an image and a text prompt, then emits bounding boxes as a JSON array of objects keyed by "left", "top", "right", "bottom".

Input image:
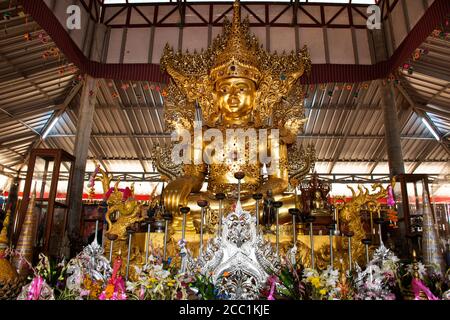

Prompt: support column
[
  {"left": 380, "top": 81, "right": 405, "bottom": 176},
  {"left": 68, "top": 75, "right": 98, "bottom": 245},
  {"left": 6, "top": 176, "right": 19, "bottom": 241},
  {"left": 367, "top": 14, "right": 388, "bottom": 64}
]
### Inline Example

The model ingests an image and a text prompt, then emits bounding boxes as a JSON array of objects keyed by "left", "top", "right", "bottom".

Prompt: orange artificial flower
[
  {"left": 83, "top": 276, "right": 92, "bottom": 290},
  {"left": 90, "top": 282, "right": 102, "bottom": 299},
  {"left": 105, "top": 284, "right": 115, "bottom": 299}
]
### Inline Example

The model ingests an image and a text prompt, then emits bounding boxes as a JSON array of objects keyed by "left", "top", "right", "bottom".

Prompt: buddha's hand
[{"left": 163, "top": 176, "right": 200, "bottom": 215}]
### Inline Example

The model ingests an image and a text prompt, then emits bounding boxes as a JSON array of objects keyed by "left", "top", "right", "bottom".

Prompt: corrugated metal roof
[
  {"left": 0, "top": 5, "right": 77, "bottom": 174},
  {"left": 401, "top": 35, "right": 450, "bottom": 142},
  {"left": 0, "top": 8, "right": 448, "bottom": 179}
]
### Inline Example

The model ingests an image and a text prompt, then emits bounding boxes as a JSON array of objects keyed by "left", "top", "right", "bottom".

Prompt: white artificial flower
[
  {"left": 320, "top": 267, "right": 339, "bottom": 288},
  {"left": 133, "top": 265, "right": 142, "bottom": 275},
  {"left": 303, "top": 268, "right": 319, "bottom": 279},
  {"left": 442, "top": 290, "right": 450, "bottom": 300},
  {"left": 126, "top": 281, "right": 138, "bottom": 292},
  {"left": 406, "top": 262, "right": 427, "bottom": 279}
]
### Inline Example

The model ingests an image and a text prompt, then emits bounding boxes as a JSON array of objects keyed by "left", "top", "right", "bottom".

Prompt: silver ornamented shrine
[{"left": 196, "top": 201, "right": 281, "bottom": 300}]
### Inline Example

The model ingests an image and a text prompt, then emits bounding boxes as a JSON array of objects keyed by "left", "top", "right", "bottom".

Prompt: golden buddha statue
[
  {"left": 155, "top": 0, "right": 315, "bottom": 233},
  {"left": 311, "top": 190, "right": 330, "bottom": 216},
  {"left": 313, "top": 191, "right": 324, "bottom": 209}
]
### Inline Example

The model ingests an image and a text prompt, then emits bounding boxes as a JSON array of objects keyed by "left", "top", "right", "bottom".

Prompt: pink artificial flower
[
  {"left": 267, "top": 275, "right": 279, "bottom": 300},
  {"left": 387, "top": 186, "right": 395, "bottom": 207},
  {"left": 412, "top": 278, "right": 439, "bottom": 300},
  {"left": 383, "top": 271, "right": 396, "bottom": 285},
  {"left": 88, "top": 166, "right": 100, "bottom": 188},
  {"left": 100, "top": 255, "right": 128, "bottom": 300},
  {"left": 80, "top": 289, "right": 90, "bottom": 297},
  {"left": 139, "top": 286, "right": 145, "bottom": 300},
  {"left": 385, "top": 293, "right": 396, "bottom": 300},
  {"left": 27, "top": 276, "right": 44, "bottom": 300}
]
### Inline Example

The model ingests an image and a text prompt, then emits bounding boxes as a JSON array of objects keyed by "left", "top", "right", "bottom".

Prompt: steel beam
[{"left": 100, "top": 2, "right": 377, "bottom": 29}]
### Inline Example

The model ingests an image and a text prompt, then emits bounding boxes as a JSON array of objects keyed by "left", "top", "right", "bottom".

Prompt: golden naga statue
[
  {"left": 332, "top": 183, "right": 391, "bottom": 267},
  {"left": 88, "top": 162, "right": 147, "bottom": 268},
  {"left": 104, "top": 181, "right": 145, "bottom": 242},
  {"left": 86, "top": 162, "right": 143, "bottom": 242},
  {"left": 157, "top": 0, "right": 315, "bottom": 231},
  {"left": 103, "top": 180, "right": 146, "bottom": 267}
]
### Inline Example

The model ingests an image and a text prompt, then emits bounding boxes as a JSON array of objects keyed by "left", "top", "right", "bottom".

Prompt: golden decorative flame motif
[{"left": 160, "top": 0, "right": 311, "bottom": 128}]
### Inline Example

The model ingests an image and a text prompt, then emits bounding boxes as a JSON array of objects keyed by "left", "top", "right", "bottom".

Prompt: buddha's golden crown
[
  {"left": 160, "top": 0, "right": 311, "bottom": 84},
  {"left": 209, "top": 0, "right": 261, "bottom": 84}
]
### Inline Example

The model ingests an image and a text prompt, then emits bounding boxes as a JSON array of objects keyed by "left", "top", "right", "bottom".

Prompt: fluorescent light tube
[
  {"left": 42, "top": 116, "right": 60, "bottom": 139},
  {"left": 422, "top": 117, "right": 440, "bottom": 141}
]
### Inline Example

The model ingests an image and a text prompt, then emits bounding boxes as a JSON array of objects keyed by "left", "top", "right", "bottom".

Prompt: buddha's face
[{"left": 215, "top": 77, "right": 256, "bottom": 124}]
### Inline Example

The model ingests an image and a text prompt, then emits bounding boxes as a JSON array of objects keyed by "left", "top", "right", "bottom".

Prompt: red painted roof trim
[{"left": 21, "top": 0, "right": 449, "bottom": 84}]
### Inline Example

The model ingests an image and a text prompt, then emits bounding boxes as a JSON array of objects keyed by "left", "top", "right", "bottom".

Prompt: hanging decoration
[
  {"left": 300, "top": 82, "right": 375, "bottom": 96},
  {"left": 431, "top": 28, "right": 449, "bottom": 40},
  {"left": 69, "top": 65, "right": 78, "bottom": 74},
  {"left": 2, "top": 2, "right": 28, "bottom": 22},
  {"left": 41, "top": 47, "right": 61, "bottom": 62},
  {"left": 386, "top": 191, "right": 398, "bottom": 229},
  {"left": 399, "top": 26, "right": 439, "bottom": 77},
  {"left": 386, "top": 72, "right": 401, "bottom": 85},
  {"left": 37, "top": 32, "right": 47, "bottom": 43},
  {"left": 3, "top": 11, "right": 11, "bottom": 20},
  {"left": 413, "top": 49, "right": 421, "bottom": 61}
]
